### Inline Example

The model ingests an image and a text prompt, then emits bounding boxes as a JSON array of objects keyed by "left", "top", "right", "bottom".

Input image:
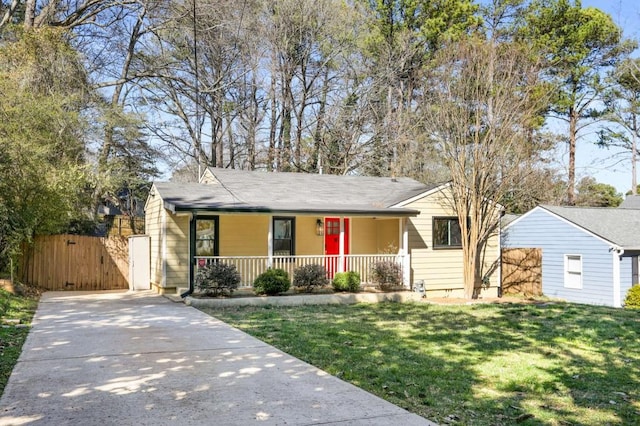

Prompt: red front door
[{"left": 325, "top": 218, "right": 349, "bottom": 278}]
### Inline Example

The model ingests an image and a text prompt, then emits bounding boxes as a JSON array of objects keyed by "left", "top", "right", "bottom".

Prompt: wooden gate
[
  {"left": 21, "top": 234, "right": 129, "bottom": 291},
  {"left": 501, "top": 248, "right": 542, "bottom": 296}
]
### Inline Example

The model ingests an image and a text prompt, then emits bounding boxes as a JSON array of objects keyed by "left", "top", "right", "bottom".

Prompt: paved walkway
[{"left": 0, "top": 291, "right": 436, "bottom": 426}]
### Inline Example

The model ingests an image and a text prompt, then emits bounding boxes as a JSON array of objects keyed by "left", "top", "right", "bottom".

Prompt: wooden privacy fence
[
  {"left": 501, "top": 248, "right": 542, "bottom": 297},
  {"left": 21, "top": 234, "right": 129, "bottom": 291}
]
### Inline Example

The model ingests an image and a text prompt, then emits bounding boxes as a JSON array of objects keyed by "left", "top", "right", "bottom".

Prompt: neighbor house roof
[
  {"left": 501, "top": 213, "right": 520, "bottom": 228},
  {"left": 619, "top": 195, "right": 640, "bottom": 210},
  {"left": 540, "top": 205, "right": 640, "bottom": 249},
  {"left": 151, "top": 168, "right": 443, "bottom": 216}
]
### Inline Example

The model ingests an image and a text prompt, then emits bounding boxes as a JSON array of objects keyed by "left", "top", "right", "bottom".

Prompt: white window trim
[{"left": 564, "top": 254, "right": 583, "bottom": 289}]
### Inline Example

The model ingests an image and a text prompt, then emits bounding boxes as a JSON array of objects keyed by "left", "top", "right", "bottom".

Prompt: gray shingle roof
[
  {"left": 501, "top": 213, "right": 520, "bottom": 228},
  {"left": 152, "top": 168, "right": 443, "bottom": 216},
  {"left": 619, "top": 195, "right": 640, "bottom": 209},
  {"left": 541, "top": 205, "right": 640, "bottom": 248}
]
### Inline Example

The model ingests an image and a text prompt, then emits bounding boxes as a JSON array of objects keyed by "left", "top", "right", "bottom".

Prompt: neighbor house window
[
  {"left": 195, "top": 217, "right": 218, "bottom": 257},
  {"left": 273, "top": 217, "right": 295, "bottom": 256},
  {"left": 433, "top": 217, "right": 463, "bottom": 249},
  {"left": 564, "top": 254, "right": 582, "bottom": 289}
]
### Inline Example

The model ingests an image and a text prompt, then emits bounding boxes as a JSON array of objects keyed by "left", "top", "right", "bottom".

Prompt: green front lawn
[
  {"left": 0, "top": 288, "right": 38, "bottom": 395},
  {"left": 202, "top": 302, "right": 640, "bottom": 425}
]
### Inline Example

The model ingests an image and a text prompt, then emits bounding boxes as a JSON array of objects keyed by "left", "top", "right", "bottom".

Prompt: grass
[
  {"left": 0, "top": 288, "right": 38, "bottom": 396},
  {"left": 201, "top": 302, "right": 640, "bottom": 426}
]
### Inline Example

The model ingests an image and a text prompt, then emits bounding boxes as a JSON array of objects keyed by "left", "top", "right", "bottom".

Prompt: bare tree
[
  {"left": 139, "top": 0, "right": 259, "bottom": 173},
  {"left": 421, "top": 37, "right": 550, "bottom": 298},
  {"left": 263, "top": 0, "right": 357, "bottom": 172},
  {"left": 599, "top": 58, "right": 640, "bottom": 195}
]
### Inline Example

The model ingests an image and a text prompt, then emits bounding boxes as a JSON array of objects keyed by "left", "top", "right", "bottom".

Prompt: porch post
[
  {"left": 338, "top": 216, "right": 345, "bottom": 273},
  {"left": 612, "top": 250, "right": 622, "bottom": 308},
  {"left": 401, "top": 218, "right": 410, "bottom": 288},
  {"left": 267, "top": 215, "right": 273, "bottom": 268}
]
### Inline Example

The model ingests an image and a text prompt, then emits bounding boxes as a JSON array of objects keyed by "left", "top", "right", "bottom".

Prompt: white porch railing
[{"left": 193, "top": 254, "right": 410, "bottom": 288}]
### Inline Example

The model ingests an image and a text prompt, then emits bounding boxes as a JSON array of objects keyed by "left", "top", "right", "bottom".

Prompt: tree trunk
[
  {"left": 268, "top": 67, "right": 277, "bottom": 172},
  {"left": 462, "top": 246, "right": 478, "bottom": 299},
  {"left": 294, "top": 91, "right": 306, "bottom": 170},
  {"left": 24, "top": 0, "right": 36, "bottom": 28},
  {"left": 246, "top": 75, "right": 258, "bottom": 170},
  {"left": 94, "top": 10, "right": 145, "bottom": 215},
  {"left": 633, "top": 114, "right": 637, "bottom": 195},
  {"left": 312, "top": 69, "right": 329, "bottom": 173},
  {"left": 0, "top": 0, "right": 21, "bottom": 29},
  {"left": 568, "top": 105, "right": 577, "bottom": 205},
  {"left": 280, "top": 72, "right": 293, "bottom": 172}
]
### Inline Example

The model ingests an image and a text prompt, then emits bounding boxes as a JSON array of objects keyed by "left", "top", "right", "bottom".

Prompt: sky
[{"left": 568, "top": 0, "right": 640, "bottom": 195}]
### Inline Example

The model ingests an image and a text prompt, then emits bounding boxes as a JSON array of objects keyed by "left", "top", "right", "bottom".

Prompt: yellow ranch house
[{"left": 144, "top": 168, "right": 500, "bottom": 298}]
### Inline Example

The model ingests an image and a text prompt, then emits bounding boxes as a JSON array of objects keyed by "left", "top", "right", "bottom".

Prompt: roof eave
[
  {"left": 618, "top": 246, "right": 640, "bottom": 253},
  {"left": 170, "top": 205, "right": 419, "bottom": 217},
  {"left": 390, "top": 182, "right": 451, "bottom": 207}
]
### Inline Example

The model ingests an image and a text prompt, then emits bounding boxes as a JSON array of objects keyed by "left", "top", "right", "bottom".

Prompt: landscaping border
[{"left": 185, "top": 291, "right": 423, "bottom": 308}]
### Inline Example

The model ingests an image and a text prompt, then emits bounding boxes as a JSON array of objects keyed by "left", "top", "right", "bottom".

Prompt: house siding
[
  {"left": 296, "top": 216, "right": 324, "bottom": 255},
  {"left": 216, "top": 215, "right": 325, "bottom": 256},
  {"left": 406, "top": 189, "right": 500, "bottom": 297},
  {"left": 503, "top": 208, "right": 626, "bottom": 306},
  {"left": 199, "top": 168, "right": 217, "bottom": 184},
  {"left": 377, "top": 220, "right": 399, "bottom": 253},
  {"left": 351, "top": 218, "right": 377, "bottom": 254},
  {"left": 351, "top": 218, "right": 400, "bottom": 254},
  {"left": 165, "top": 212, "right": 190, "bottom": 289},
  {"left": 219, "top": 215, "right": 269, "bottom": 256},
  {"left": 144, "top": 188, "right": 164, "bottom": 289}
]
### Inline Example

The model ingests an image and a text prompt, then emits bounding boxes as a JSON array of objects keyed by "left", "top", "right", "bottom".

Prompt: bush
[
  {"left": 293, "top": 264, "right": 328, "bottom": 292},
  {"left": 371, "top": 261, "right": 402, "bottom": 291},
  {"left": 194, "top": 262, "right": 241, "bottom": 297},
  {"left": 253, "top": 268, "right": 290, "bottom": 295},
  {"left": 332, "top": 271, "right": 361, "bottom": 292},
  {"left": 624, "top": 284, "right": 640, "bottom": 309}
]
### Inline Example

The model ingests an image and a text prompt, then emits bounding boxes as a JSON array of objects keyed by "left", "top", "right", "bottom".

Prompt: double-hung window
[
  {"left": 564, "top": 254, "right": 582, "bottom": 289},
  {"left": 273, "top": 217, "right": 295, "bottom": 256},
  {"left": 195, "top": 217, "right": 218, "bottom": 257},
  {"left": 433, "top": 216, "right": 463, "bottom": 249}
]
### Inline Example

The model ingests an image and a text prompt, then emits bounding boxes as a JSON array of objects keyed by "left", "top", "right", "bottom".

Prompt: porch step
[{"left": 162, "top": 287, "right": 188, "bottom": 303}]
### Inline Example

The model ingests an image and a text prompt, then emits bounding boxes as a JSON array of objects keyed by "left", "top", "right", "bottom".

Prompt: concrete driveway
[{"left": 0, "top": 291, "right": 435, "bottom": 425}]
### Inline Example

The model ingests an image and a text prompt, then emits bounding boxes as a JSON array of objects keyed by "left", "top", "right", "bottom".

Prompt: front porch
[{"left": 194, "top": 253, "right": 411, "bottom": 289}]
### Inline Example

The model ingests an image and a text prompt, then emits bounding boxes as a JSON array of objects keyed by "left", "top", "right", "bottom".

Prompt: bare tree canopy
[{"left": 421, "top": 37, "right": 551, "bottom": 298}]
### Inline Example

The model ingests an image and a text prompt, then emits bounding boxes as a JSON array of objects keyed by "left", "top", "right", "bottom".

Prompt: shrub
[
  {"left": 624, "top": 284, "right": 640, "bottom": 309},
  {"left": 293, "top": 264, "right": 328, "bottom": 293},
  {"left": 194, "top": 262, "right": 241, "bottom": 297},
  {"left": 253, "top": 268, "right": 290, "bottom": 295},
  {"left": 332, "top": 271, "right": 361, "bottom": 292},
  {"left": 371, "top": 261, "right": 402, "bottom": 291}
]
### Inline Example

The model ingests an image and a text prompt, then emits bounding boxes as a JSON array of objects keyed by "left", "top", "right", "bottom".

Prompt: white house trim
[
  {"left": 497, "top": 211, "right": 502, "bottom": 293},
  {"left": 267, "top": 215, "right": 273, "bottom": 267},
  {"left": 391, "top": 183, "right": 451, "bottom": 208},
  {"left": 144, "top": 184, "right": 156, "bottom": 212},
  {"left": 401, "top": 218, "right": 410, "bottom": 287},
  {"left": 161, "top": 208, "right": 167, "bottom": 288},
  {"left": 613, "top": 249, "right": 623, "bottom": 308},
  {"left": 502, "top": 205, "right": 542, "bottom": 230},
  {"left": 338, "top": 217, "right": 345, "bottom": 273}
]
